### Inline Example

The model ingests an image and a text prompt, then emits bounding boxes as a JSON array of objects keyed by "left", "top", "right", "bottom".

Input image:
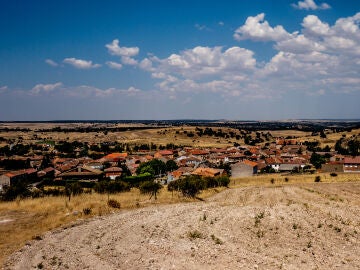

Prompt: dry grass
[
  {"left": 0, "top": 186, "right": 223, "bottom": 265},
  {"left": 230, "top": 172, "right": 360, "bottom": 187}
]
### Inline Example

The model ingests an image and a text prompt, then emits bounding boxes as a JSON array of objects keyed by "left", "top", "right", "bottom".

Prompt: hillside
[{"left": 3, "top": 182, "right": 360, "bottom": 269}]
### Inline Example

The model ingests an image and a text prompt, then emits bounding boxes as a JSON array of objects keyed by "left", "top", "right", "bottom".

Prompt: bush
[
  {"left": 330, "top": 172, "right": 338, "bottom": 177},
  {"left": 139, "top": 181, "right": 162, "bottom": 200},
  {"left": 82, "top": 207, "right": 92, "bottom": 215},
  {"left": 216, "top": 176, "right": 230, "bottom": 187},
  {"left": 284, "top": 177, "right": 289, "bottom": 182},
  {"left": 314, "top": 176, "right": 321, "bottom": 182},
  {"left": 1, "top": 182, "right": 31, "bottom": 201},
  {"left": 270, "top": 178, "right": 275, "bottom": 184},
  {"left": 107, "top": 199, "right": 121, "bottom": 209},
  {"left": 168, "top": 175, "right": 203, "bottom": 198},
  {"left": 94, "top": 180, "right": 130, "bottom": 194},
  {"left": 122, "top": 173, "right": 153, "bottom": 187}
]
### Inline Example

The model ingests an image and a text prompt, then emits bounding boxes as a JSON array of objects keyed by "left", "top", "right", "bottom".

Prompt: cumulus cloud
[
  {"left": 121, "top": 56, "right": 138, "bottom": 66},
  {"left": 291, "top": 0, "right": 331, "bottom": 10},
  {"left": 233, "top": 13, "right": 292, "bottom": 42},
  {"left": 140, "top": 12, "right": 360, "bottom": 99},
  {"left": 31, "top": 82, "right": 63, "bottom": 94},
  {"left": 106, "top": 61, "right": 123, "bottom": 70},
  {"left": 63, "top": 58, "right": 101, "bottom": 69},
  {"left": 105, "top": 39, "right": 139, "bottom": 66},
  {"left": 106, "top": 39, "right": 139, "bottom": 57},
  {"left": 45, "top": 59, "right": 58, "bottom": 67},
  {"left": 139, "top": 58, "right": 155, "bottom": 71},
  {"left": 152, "top": 46, "right": 256, "bottom": 80}
]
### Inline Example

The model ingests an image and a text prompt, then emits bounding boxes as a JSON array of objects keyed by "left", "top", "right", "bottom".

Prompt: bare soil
[{"left": 3, "top": 182, "right": 360, "bottom": 269}]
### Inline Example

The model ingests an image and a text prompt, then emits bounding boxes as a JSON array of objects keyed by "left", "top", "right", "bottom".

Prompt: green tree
[
  {"left": 139, "top": 181, "right": 162, "bottom": 200},
  {"left": 165, "top": 160, "right": 178, "bottom": 172},
  {"left": 310, "top": 152, "right": 326, "bottom": 169},
  {"left": 136, "top": 159, "right": 166, "bottom": 176}
]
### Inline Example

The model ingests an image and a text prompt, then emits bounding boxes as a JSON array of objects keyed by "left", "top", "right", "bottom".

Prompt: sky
[{"left": 0, "top": 0, "right": 360, "bottom": 120}]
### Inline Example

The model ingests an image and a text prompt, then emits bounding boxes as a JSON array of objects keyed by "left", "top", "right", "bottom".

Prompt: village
[{"left": 0, "top": 124, "right": 359, "bottom": 197}]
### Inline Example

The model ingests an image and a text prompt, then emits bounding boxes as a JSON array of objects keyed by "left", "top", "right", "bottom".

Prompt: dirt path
[{"left": 3, "top": 182, "right": 360, "bottom": 269}]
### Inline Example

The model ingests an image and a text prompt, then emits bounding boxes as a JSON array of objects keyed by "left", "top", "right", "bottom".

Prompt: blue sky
[{"left": 0, "top": 0, "right": 359, "bottom": 120}]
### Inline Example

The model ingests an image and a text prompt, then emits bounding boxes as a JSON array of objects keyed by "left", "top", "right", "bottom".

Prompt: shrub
[
  {"left": 82, "top": 207, "right": 92, "bottom": 215},
  {"left": 270, "top": 178, "right": 275, "bottom": 184},
  {"left": 314, "top": 176, "right": 321, "bottom": 182},
  {"left": 107, "top": 199, "right": 121, "bottom": 209},
  {"left": 330, "top": 172, "right": 338, "bottom": 177},
  {"left": 284, "top": 177, "right": 289, "bottom": 182},
  {"left": 216, "top": 176, "right": 230, "bottom": 187},
  {"left": 211, "top": 234, "right": 223, "bottom": 245},
  {"left": 139, "top": 181, "right": 162, "bottom": 200},
  {"left": 168, "top": 175, "right": 203, "bottom": 198},
  {"left": 94, "top": 180, "right": 130, "bottom": 194},
  {"left": 187, "top": 230, "right": 203, "bottom": 240}
]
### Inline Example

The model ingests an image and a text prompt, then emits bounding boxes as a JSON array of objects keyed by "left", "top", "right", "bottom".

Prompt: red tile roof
[
  {"left": 344, "top": 156, "right": 360, "bottom": 164},
  {"left": 243, "top": 160, "right": 258, "bottom": 167}
]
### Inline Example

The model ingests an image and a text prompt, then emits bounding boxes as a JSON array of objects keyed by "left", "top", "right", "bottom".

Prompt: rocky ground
[{"left": 3, "top": 182, "right": 360, "bottom": 269}]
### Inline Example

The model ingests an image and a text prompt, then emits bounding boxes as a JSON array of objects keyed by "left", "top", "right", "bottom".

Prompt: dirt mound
[{"left": 4, "top": 182, "right": 360, "bottom": 269}]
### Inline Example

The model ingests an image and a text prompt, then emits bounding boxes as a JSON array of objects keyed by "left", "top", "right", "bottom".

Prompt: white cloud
[
  {"left": 218, "top": 21, "right": 224, "bottom": 26},
  {"left": 139, "top": 58, "right": 154, "bottom": 71},
  {"left": 233, "top": 13, "right": 292, "bottom": 42},
  {"left": 106, "top": 61, "right": 123, "bottom": 70},
  {"left": 63, "top": 58, "right": 101, "bottom": 69},
  {"left": 105, "top": 39, "right": 139, "bottom": 57},
  {"left": 152, "top": 46, "right": 256, "bottom": 80},
  {"left": 276, "top": 34, "right": 326, "bottom": 53},
  {"left": 45, "top": 59, "right": 58, "bottom": 67},
  {"left": 105, "top": 39, "right": 140, "bottom": 66},
  {"left": 140, "top": 12, "right": 360, "bottom": 99},
  {"left": 302, "top": 15, "right": 330, "bottom": 36},
  {"left": 31, "top": 82, "right": 63, "bottom": 94},
  {"left": 291, "top": 0, "right": 331, "bottom": 10},
  {"left": 121, "top": 56, "right": 138, "bottom": 66}
]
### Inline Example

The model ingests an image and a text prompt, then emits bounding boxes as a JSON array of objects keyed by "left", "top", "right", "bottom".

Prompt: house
[
  {"left": 265, "top": 157, "right": 284, "bottom": 172},
  {"left": 58, "top": 166, "right": 103, "bottom": 181},
  {"left": 0, "top": 168, "right": 38, "bottom": 190},
  {"left": 37, "top": 167, "right": 55, "bottom": 179},
  {"left": 321, "top": 162, "right": 344, "bottom": 173},
  {"left": 231, "top": 160, "right": 258, "bottom": 177},
  {"left": 343, "top": 156, "right": 360, "bottom": 173},
  {"left": 85, "top": 161, "right": 104, "bottom": 171},
  {"left": 191, "top": 167, "right": 225, "bottom": 178},
  {"left": 154, "top": 150, "right": 174, "bottom": 159},
  {"left": 167, "top": 167, "right": 194, "bottom": 182},
  {"left": 278, "top": 163, "right": 301, "bottom": 172},
  {"left": 102, "top": 152, "right": 128, "bottom": 162},
  {"left": 189, "top": 149, "right": 210, "bottom": 160},
  {"left": 104, "top": 167, "right": 123, "bottom": 180}
]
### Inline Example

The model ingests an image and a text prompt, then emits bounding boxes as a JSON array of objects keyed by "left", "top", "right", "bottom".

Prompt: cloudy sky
[{"left": 1, "top": 0, "right": 359, "bottom": 120}]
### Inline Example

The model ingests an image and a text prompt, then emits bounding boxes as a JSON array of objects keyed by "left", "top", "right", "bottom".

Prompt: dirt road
[{"left": 4, "top": 182, "right": 360, "bottom": 269}]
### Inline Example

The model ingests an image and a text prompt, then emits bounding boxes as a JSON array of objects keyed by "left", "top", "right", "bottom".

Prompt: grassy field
[
  {"left": 1, "top": 172, "right": 359, "bottom": 265},
  {"left": 1, "top": 122, "right": 358, "bottom": 149}
]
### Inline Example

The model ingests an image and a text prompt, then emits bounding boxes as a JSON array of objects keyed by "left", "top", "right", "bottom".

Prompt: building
[
  {"left": 58, "top": 166, "right": 103, "bottom": 181},
  {"left": 343, "top": 157, "right": 360, "bottom": 173},
  {"left": 0, "top": 168, "right": 38, "bottom": 190},
  {"left": 191, "top": 167, "right": 225, "bottom": 178},
  {"left": 104, "top": 167, "right": 123, "bottom": 180},
  {"left": 321, "top": 162, "right": 344, "bottom": 173},
  {"left": 231, "top": 160, "right": 258, "bottom": 177}
]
